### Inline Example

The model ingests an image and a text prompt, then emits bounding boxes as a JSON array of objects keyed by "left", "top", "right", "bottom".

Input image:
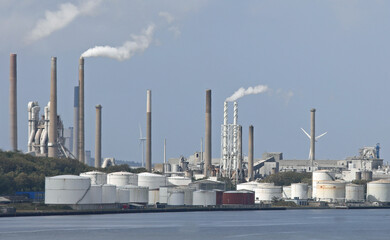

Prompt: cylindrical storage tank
[
  {"left": 45, "top": 175, "right": 90, "bottom": 204},
  {"left": 222, "top": 191, "right": 255, "bottom": 205},
  {"left": 362, "top": 171, "right": 373, "bottom": 181},
  {"left": 107, "top": 172, "right": 138, "bottom": 186},
  {"left": 80, "top": 185, "right": 102, "bottom": 204},
  {"left": 345, "top": 184, "right": 365, "bottom": 202},
  {"left": 164, "top": 163, "right": 171, "bottom": 173},
  {"left": 215, "top": 189, "right": 224, "bottom": 205},
  {"left": 122, "top": 185, "right": 149, "bottom": 204},
  {"left": 254, "top": 186, "right": 282, "bottom": 202},
  {"left": 116, "top": 187, "right": 130, "bottom": 203},
  {"left": 167, "top": 189, "right": 185, "bottom": 206},
  {"left": 367, "top": 180, "right": 390, "bottom": 202},
  {"left": 148, "top": 189, "right": 160, "bottom": 205},
  {"left": 183, "top": 188, "right": 196, "bottom": 205},
  {"left": 102, "top": 184, "right": 116, "bottom": 204},
  {"left": 308, "top": 185, "right": 313, "bottom": 199},
  {"left": 80, "top": 171, "right": 107, "bottom": 185},
  {"left": 172, "top": 164, "right": 180, "bottom": 173},
  {"left": 291, "top": 183, "right": 308, "bottom": 200},
  {"left": 355, "top": 171, "right": 362, "bottom": 181},
  {"left": 237, "top": 182, "right": 259, "bottom": 191},
  {"left": 138, "top": 172, "right": 167, "bottom": 189},
  {"left": 316, "top": 180, "right": 346, "bottom": 203},
  {"left": 282, "top": 186, "right": 291, "bottom": 199},
  {"left": 167, "top": 176, "right": 192, "bottom": 186},
  {"left": 312, "top": 170, "right": 335, "bottom": 199},
  {"left": 193, "top": 190, "right": 217, "bottom": 206}
]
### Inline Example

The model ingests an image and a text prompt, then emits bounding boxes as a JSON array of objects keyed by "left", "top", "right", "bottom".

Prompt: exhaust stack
[
  {"left": 204, "top": 89, "right": 212, "bottom": 177},
  {"left": 48, "top": 57, "right": 57, "bottom": 158},
  {"left": 146, "top": 90, "right": 152, "bottom": 172},
  {"left": 78, "top": 57, "right": 85, "bottom": 163},
  {"left": 248, "top": 125, "right": 254, "bottom": 181},
  {"left": 310, "top": 108, "right": 316, "bottom": 162},
  {"left": 73, "top": 86, "right": 79, "bottom": 158},
  {"left": 95, "top": 105, "right": 102, "bottom": 168},
  {"left": 9, "top": 53, "right": 17, "bottom": 151}
]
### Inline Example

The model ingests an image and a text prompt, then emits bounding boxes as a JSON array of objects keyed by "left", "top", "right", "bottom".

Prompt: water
[{"left": 0, "top": 209, "right": 389, "bottom": 240}]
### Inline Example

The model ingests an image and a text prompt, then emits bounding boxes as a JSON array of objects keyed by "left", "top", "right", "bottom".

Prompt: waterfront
[{"left": 0, "top": 209, "right": 389, "bottom": 240}]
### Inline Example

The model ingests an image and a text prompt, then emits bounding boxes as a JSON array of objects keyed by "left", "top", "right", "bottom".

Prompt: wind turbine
[
  {"left": 139, "top": 124, "right": 146, "bottom": 167},
  {"left": 301, "top": 128, "right": 327, "bottom": 160}
]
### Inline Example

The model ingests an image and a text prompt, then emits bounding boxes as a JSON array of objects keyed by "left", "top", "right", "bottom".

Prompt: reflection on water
[{"left": 0, "top": 209, "right": 389, "bottom": 240}]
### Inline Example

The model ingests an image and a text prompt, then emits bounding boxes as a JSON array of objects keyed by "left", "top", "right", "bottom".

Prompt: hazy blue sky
[{"left": 1, "top": 0, "right": 390, "bottom": 164}]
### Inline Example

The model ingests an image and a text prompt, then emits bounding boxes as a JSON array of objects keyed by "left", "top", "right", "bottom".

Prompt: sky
[{"left": 1, "top": 0, "right": 390, "bottom": 164}]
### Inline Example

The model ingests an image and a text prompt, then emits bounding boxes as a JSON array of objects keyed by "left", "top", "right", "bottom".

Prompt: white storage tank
[
  {"left": 149, "top": 189, "right": 160, "bottom": 205},
  {"left": 367, "top": 179, "right": 390, "bottom": 202},
  {"left": 183, "top": 187, "right": 196, "bottom": 205},
  {"left": 254, "top": 185, "right": 282, "bottom": 202},
  {"left": 80, "top": 171, "right": 107, "bottom": 185},
  {"left": 282, "top": 186, "right": 291, "bottom": 199},
  {"left": 102, "top": 184, "right": 116, "bottom": 204},
  {"left": 167, "top": 189, "right": 185, "bottom": 206},
  {"left": 138, "top": 172, "right": 167, "bottom": 189},
  {"left": 291, "top": 183, "right": 308, "bottom": 200},
  {"left": 116, "top": 187, "right": 130, "bottom": 204},
  {"left": 121, "top": 185, "right": 149, "bottom": 204},
  {"left": 45, "top": 175, "right": 91, "bottom": 204},
  {"left": 167, "top": 176, "right": 192, "bottom": 186},
  {"left": 312, "top": 170, "right": 335, "bottom": 199},
  {"left": 107, "top": 172, "right": 138, "bottom": 186},
  {"left": 345, "top": 184, "right": 365, "bottom": 202},
  {"left": 80, "top": 185, "right": 102, "bottom": 204},
  {"left": 237, "top": 182, "right": 259, "bottom": 191},
  {"left": 193, "top": 190, "right": 217, "bottom": 206},
  {"left": 316, "top": 180, "right": 346, "bottom": 203}
]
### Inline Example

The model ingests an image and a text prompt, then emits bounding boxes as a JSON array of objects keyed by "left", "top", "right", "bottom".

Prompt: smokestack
[
  {"left": 238, "top": 125, "right": 242, "bottom": 179},
  {"left": 248, "top": 125, "right": 254, "bottom": 181},
  {"left": 48, "top": 57, "right": 57, "bottom": 158},
  {"left": 9, "top": 53, "right": 17, "bottom": 151},
  {"left": 95, "top": 105, "right": 102, "bottom": 168},
  {"left": 73, "top": 86, "right": 79, "bottom": 158},
  {"left": 78, "top": 57, "right": 85, "bottom": 163},
  {"left": 310, "top": 108, "right": 316, "bottom": 162},
  {"left": 163, "top": 138, "right": 166, "bottom": 174},
  {"left": 204, "top": 89, "right": 212, "bottom": 177},
  {"left": 146, "top": 90, "right": 152, "bottom": 172}
]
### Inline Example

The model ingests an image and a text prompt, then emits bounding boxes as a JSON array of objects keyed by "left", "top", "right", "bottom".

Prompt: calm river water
[{"left": 0, "top": 209, "right": 389, "bottom": 240}]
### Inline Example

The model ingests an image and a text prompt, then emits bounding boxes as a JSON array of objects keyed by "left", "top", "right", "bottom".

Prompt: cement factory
[{"left": 5, "top": 53, "right": 390, "bottom": 210}]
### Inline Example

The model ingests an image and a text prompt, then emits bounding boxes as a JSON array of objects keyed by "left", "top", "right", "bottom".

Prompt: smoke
[
  {"left": 81, "top": 24, "right": 155, "bottom": 61},
  {"left": 159, "top": 12, "right": 175, "bottom": 23},
  {"left": 26, "top": 0, "right": 101, "bottom": 43},
  {"left": 226, "top": 85, "right": 269, "bottom": 102}
]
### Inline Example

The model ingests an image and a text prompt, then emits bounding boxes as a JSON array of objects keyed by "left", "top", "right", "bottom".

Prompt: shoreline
[{"left": 2, "top": 205, "right": 390, "bottom": 218}]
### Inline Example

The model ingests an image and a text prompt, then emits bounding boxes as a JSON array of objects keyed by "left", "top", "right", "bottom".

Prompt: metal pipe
[
  {"left": 248, "top": 125, "right": 254, "bottom": 181},
  {"left": 9, "top": 53, "right": 17, "bottom": 151},
  {"left": 78, "top": 57, "right": 85, "bottom": 163},
  {"left": 95, "top": 105, "right": 102, "bottom": 168},
  {"left": 48, "top": 57, "right": 57, "bottom": 158},
  {"left": 310, "top": 108, "right": 316, "bottom": 162},
  {"left": 73, "top": 86, "right": 79, "bottom": 158},
  {"left": 146, "top": 90, "right": 152, "bottom": 172},
  {"left": 204, "top": 89, "right": 212, "bottom": 177}
]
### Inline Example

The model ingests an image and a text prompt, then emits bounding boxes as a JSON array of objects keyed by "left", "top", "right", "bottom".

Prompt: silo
[
  {"left": 345, "top": 184, "right": 365, "bottom": 202},
  {"left": 237, "top": 182, "right": 259, "bottom": 191},
  {"left": 316, "top": 180, "right": 346, "bottom": 203},
  {"left": 116, "top": 187, "right": 130, "bottom": 204},
  {"left": 312, "top": 170, "right": 335, "bottom": 199},
  {"left": 291, "top": 183, "right": 309, "bottom": 200},
  {"left": 80, "top": 185, "right": 102, "bottom": 204},
  {"left": 167, "top": 188, "right": 185, "bottom": 206},
  {"left": 122, "top": 185, "right": 149, "bottom": 204},
  {"left": 367, "top": 179, "right": 390, "bottom": 202},
  {"left": 80, "top": 171, "right": 107, "bottom": 185}
]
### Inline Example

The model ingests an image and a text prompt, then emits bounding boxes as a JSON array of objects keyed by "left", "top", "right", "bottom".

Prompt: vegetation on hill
[
  {"left": 260, "top": 172, "right": 312, "bottom": 186},
  {"left": 0, "top": 150, "right": 146, "bottom": 195}
]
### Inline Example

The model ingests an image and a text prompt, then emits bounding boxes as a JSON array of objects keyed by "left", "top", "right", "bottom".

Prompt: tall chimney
[
  {"left": 73, "top": 86, "right": 79, "bottom": 158},
  {"left": 146, "top": 90, "right": 152, "bottom": 172},
  {"left": 48, "top": 57, "right": 57, "bottom": 158},
  {"left": 204, "top": 89, "right": 212, "bottom": 177},
  {"left": 238, "top": 125, "right": 242, "bottom": 179},
  {"left": 310, "top": 108, "right": 316, "bottom": 162},
  {"left": 163, "top": 138, "right": 166, "bottom": 174},
  {"left": 95, "top": 105, "right": 102, "bottom": 168},
  {"left": 78, "top": 57, "right": 85, "bottom": 163},
  {"left": 248, "top": 125, "right": 254, "bottom": 181},
  {"left": 9, "top": 53, "right": 17, "bottom": 151}
]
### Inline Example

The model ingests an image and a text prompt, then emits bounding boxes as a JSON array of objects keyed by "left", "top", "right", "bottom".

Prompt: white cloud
[
  {"left": 158, "top": 11, "right": 175, "bottom": 23},
  {"left": 168, "top": 26, "right": 181, "bottom": 38}
]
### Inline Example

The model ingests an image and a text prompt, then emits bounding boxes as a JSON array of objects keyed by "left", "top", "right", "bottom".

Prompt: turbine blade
[
  {"left": 301, "top": 128, "right": 311, "bottom": 139},
  {"left": 315, "top": 132, "right": 327, "bottom": 141},
  {"left": 139, "top": 124, "right": 143, "bottom": 138}
]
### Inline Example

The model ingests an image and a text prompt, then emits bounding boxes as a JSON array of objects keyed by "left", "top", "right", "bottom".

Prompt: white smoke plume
[
  {"left": 81, "top": 24, "right": 155, "bottom": 61},
  {"left": 159, "top": 11, "right": 175, "bottom": 23},
  {"left": 26, "top": 0, "right": 102, "bottom": 43},
  {"left": 226, "top": 85, "right": 269, "bottom": 102}
]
